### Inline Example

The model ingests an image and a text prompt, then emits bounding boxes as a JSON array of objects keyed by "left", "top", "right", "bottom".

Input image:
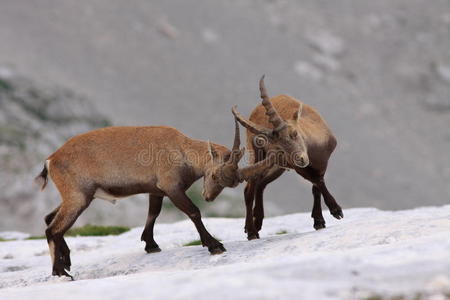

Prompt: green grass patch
[
  {"left": 276, "top": 230, "right": 288, "bottom": 235},
  {"left": 365, "top": 294, "right": 426, "bottom": 300},
  {"left": 183, "top": 237, "right": 221, "bottom": 247},
  {"left": 183, "top": 240, "right": 203, "bottom": 246},
  {"left": 0, "top": 238, "right": 11, "bottom": 242},
  {"left": 66, "top": 225, "right": 130, "bottom": 237},
  {"left": 26, "top": 225, "right": 130, "bottom": 240},
  {"left": 26, "top": 235, "right": 46, "bottom": 240},
  {"left": 0, "top": 78, "right": 13, "bottom": 91},
  {"left": 186, "top": 184, "right": 205, "bottom": 208}
]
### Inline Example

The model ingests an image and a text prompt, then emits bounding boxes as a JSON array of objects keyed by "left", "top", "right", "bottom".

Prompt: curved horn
[
  {"left": 259, "top": 75, "right": 287, "bottom": 132},
  {"left": 232, "top": 117, "right": 240, "bottom": 151},
  {"left": 227, "top": 118, "right": 245, "bottom": 166},
  {"left": 232, "top": 106, "right": 272, "bottom": 136},
  {"left": 237, "top": 155, "right": 276, "bottom": 182}
]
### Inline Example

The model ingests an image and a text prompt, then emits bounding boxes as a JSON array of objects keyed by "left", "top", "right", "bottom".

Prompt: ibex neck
[{"left": 186, "top": 139, "right": 230, "bottom": 177}]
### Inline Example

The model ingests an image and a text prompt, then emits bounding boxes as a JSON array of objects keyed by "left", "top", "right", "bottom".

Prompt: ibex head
[
  {"left": 232, "top": 75, "right": 309, "bottom": 168},
  {"left": 202, "top": 118, "right": 245, "bottom": 201},
  {"left": 203, "top": 117, "right": 277, "bottom": 201}
]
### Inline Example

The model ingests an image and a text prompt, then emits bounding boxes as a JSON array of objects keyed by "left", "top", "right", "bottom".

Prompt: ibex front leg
[
  {"left": 253, "top": 168, "right": 284, "bottom": 235},
  {"left": 316, "top": 178, "right": 343, "bottom": 220},
  {"left": 244, "top": 180, "right": 258, "bottom": 240},
  {"left": 312, "top": 185, "right": 326, "bottom": 230},
  {"left": 297, "top": 167, "right": 343, "bottom": 229},
  {"left": 167, "top": 190, "right": 226, "bottom": 254},
  {"left": 141, "top": 195, "right": 163, "bottom": 253}
]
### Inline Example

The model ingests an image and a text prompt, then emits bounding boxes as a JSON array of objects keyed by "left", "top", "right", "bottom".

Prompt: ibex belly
[{"left": 94, "top": 188, "right": 125, "bottom": 204}]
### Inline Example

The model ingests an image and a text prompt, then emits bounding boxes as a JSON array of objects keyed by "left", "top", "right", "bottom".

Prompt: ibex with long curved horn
[
  {"left": 232, "top": 75, "right": 343, "bottom": 240},
  {"left": 34, "top": 119, "right": 271, "bottom": 279}
]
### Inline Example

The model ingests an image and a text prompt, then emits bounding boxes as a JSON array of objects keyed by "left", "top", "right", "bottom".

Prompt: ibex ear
[
  {"left": 207, "top": 141, "right": 218, "bottom": 161},
  {"left": 293, "top": 103, "right": 303, "bottom": 123}
]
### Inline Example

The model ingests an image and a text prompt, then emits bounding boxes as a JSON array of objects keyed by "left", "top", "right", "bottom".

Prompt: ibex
[
  {"left": 34, "top": 120, "right": 271, "bottom": 278},
  {"left": 232, "top": 76, "right": 343, "bottom": 240}
]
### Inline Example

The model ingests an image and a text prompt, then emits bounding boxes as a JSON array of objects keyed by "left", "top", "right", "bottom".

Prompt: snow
[
  {"left": 294, "top": 60, "right": 323, "bottom": 81},
  {"left": 0, "top": 231, "right": 30, "bottom": 241},
  {"left": 1, "top": 206, "right": 450, "bottom": 300}
]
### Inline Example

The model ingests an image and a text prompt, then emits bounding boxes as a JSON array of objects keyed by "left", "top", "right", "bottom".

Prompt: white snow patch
[
  {"left": 202, "top": 28, "right": 220, "bottom": 44},
  {"left": 294, "top": 60, "right": 323, "bottom": 81},
  {"left": 0, "top": 231, "right": 30, "bottom": 241},
  {"left": 0, "top": 66, "right": 14, "bottom": 78},
  {"left": 312, "top": 53, "right": 341, "bottom": 72},
  {"left": 0, "top": 206, "right": 450, "bottom": 299},
  {"left": 435, "top": 64, "right": 450, "bottom": 83},
  {"left": 306, "top": 30, "right": 345, "bottom": 56}
]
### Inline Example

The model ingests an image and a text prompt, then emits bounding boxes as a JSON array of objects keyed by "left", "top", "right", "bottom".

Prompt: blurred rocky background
[{"left": 0, "top": 0, "right": 449, "bottom": 234}]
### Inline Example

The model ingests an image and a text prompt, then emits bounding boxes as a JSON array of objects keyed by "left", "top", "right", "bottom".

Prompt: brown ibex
[
  {"left": 34, "top": 120, "right": 271, "bottom": 278},
  {"left": 232, "top": 75, "right": 343, "bottom": 240}
]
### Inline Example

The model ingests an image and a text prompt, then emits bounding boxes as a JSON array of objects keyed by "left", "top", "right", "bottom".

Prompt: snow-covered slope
[{"left": 1, "top": 206, "right": 449, "bottom": 300}]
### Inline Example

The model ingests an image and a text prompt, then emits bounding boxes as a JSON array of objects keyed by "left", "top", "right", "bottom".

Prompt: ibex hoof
[
  {"left": 330, "top": 207, "right": 344, "bottom": 220},
  {"left": 145, "top": 246, "right": 162, "bottom": 254},
  {"left": 52, "top": 268, "right": 74, "bottom": 280},
  {"left": 145, "top": 242, "right": 161, "bottom": 253},
  {"left": 209, "top": 244, "right": 226, "bottom": 255},
  {"left": 247, "top": 232, "right": 260, "bottom": 241},
  {"left": 313, "top": 220, "right": 326, "bottom": 230}
]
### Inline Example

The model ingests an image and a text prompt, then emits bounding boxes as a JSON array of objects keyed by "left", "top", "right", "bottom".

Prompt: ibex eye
[{"left": 212, "top": 174, "right": 217, "bottom": 180}]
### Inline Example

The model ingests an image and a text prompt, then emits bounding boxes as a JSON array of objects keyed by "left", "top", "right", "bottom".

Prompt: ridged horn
[
  {"left": 237, "top": 155, "right": 276, "bottom": 182},
  {"left": 231, "top": 106, "right": 272, "bottom": 136},
  {"left": 259, "top": 75, "right": 287, "bottom": 132},
  {"left": 227, "top": 118, "right": 245, "bottom": 167}
]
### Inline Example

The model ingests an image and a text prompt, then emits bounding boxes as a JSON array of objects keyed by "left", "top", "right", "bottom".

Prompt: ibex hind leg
[
  {"left": 45, "top": 206, "right": 60, "bottom": 226},
  {"left": 45, "top": 205, "right": 71, "bottom": 271},
  {"left": 141, "top": 195, "right": 163, "bottom": 253},
  {"left": 45, "top": 192, "right": 91, "bottom": 279}
]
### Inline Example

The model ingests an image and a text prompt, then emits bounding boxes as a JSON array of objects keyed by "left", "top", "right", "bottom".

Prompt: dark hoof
[
  {"left": 60, "top": 246, "right": 71, "bottom": 271},
  {"left": 145, "top": 246, "right": 162, "bottom": 254},
  {"left": 56, "top": 252, "right": 71, "bottom": 272},
  {"left": 52, "top": 268, "right": 74, "bottom": 280},
  {"left": 254, "top": 219, "right": 263, "bottom": 232},
  {"left": 62, "top": 255, "right": 71, "bottom": 271},
  {"left": 331, "top": 207, "right": 344, "bottom": 220},
  {"left": 313, "top": 220, "right": 326, "bottom": 230},
  {"left": 144, "top": 241, "right": 161, "bottom": 253},
  {"left": 208, "top": 244, "right": 226, "bottom": 255},
  {"left": 247, "top": 232, "right": 260, "bottom": 241}
]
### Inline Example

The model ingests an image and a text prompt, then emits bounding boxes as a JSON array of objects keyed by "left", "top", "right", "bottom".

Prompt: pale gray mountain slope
[{"left": 0, "top": 0, "right": 449, "bottom": 232}]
